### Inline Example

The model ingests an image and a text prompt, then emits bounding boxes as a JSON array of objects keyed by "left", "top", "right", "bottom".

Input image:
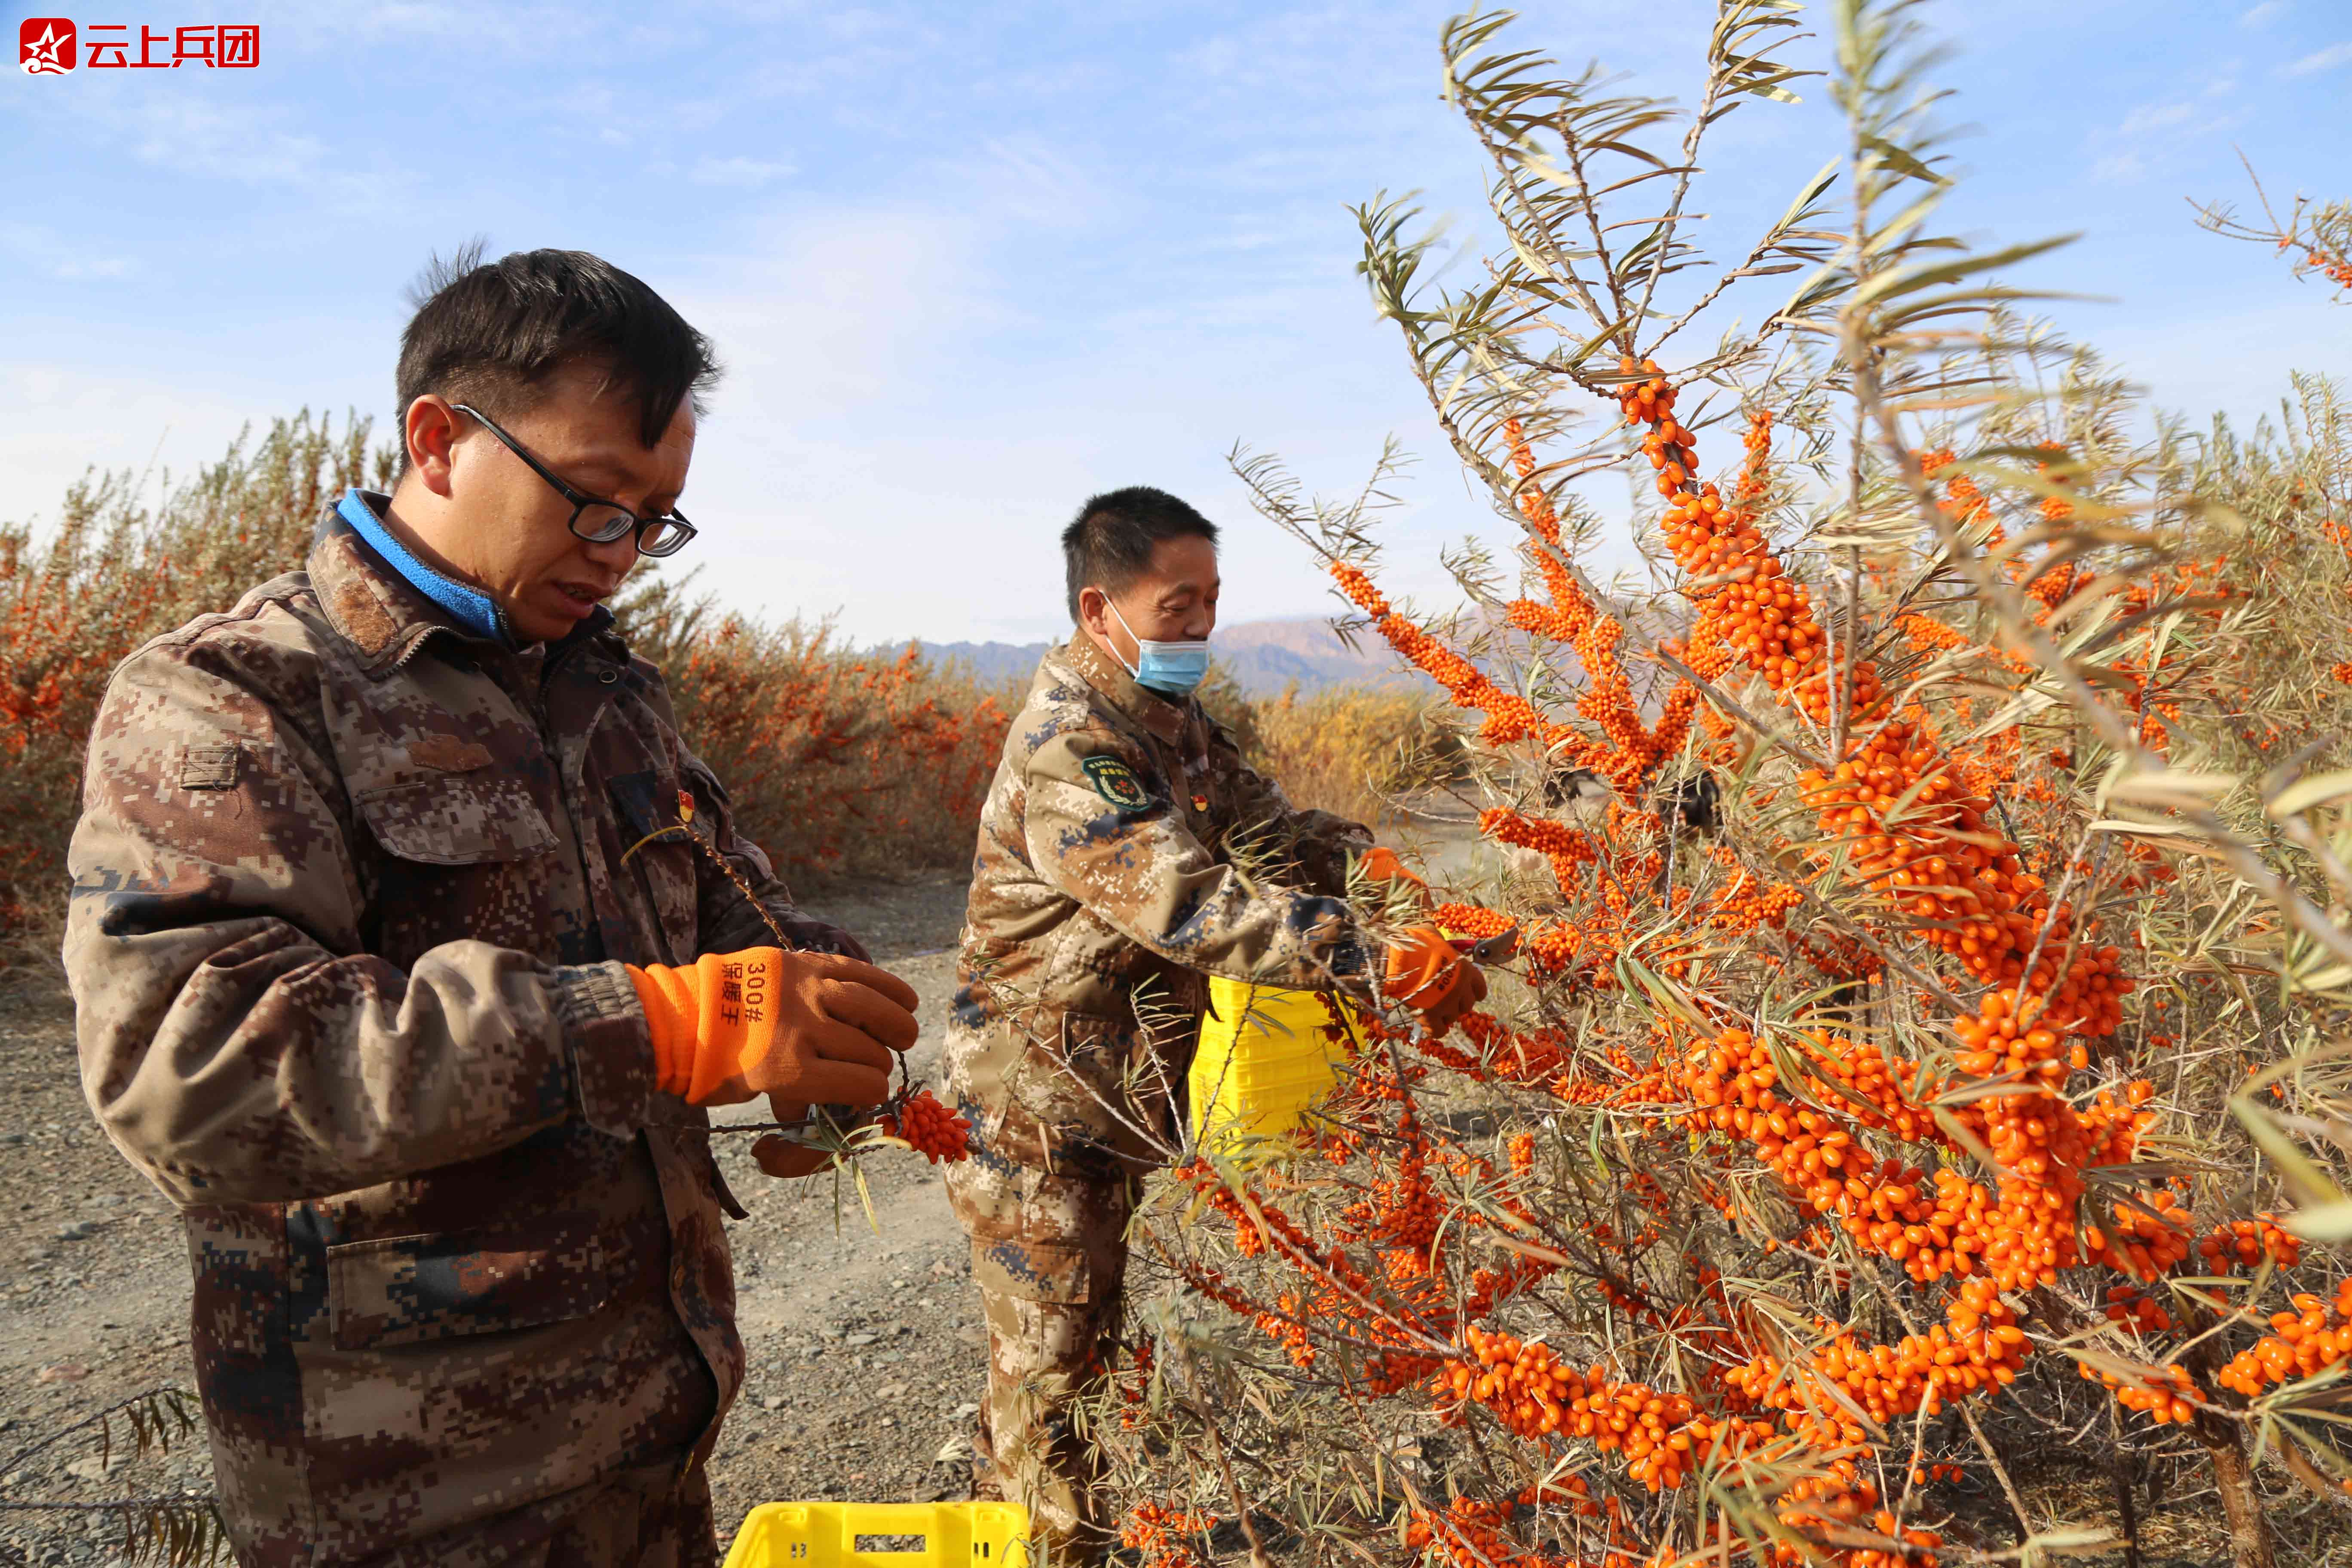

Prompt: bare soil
[{"left": 0, "top": 870, "right": 977, "bottom": 1566}]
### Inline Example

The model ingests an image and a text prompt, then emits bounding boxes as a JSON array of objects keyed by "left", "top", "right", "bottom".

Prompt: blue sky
[{"left": 5, "top": 0, "right": 2349, "bottom": 646}]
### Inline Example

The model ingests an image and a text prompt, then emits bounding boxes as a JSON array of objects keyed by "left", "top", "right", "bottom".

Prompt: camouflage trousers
[
  {"left": 265, "top": 1455, "right": 716, "bottom": 1567},
  {"left": 488, "top": 1458, "right": 719, "bottom": 1568},
  {"left": 944, "top": 1155, "right": 1141, "bottom": 1568}
]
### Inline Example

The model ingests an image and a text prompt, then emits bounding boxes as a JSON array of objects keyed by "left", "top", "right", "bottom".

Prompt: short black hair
[
  {"left": 394, "top": 243, "right": 720, "bottom": 469},
  {"left": 1061, "top": 487, "right": 1219, "bottom": 622}
]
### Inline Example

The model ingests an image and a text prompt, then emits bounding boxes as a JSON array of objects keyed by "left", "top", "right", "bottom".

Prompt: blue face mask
[{"left": 1109, "top": 600, "right": 1211, "bottom": 698}]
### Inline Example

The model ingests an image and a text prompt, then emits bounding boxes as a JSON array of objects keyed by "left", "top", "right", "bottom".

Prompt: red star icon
[{"left": 18, "top": 18, "right": 77, "bottom": 75}]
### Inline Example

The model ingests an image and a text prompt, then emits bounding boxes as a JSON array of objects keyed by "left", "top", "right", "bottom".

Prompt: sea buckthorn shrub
[
  {"left": 0, "top": 413, "right": 390, "bottom": 957},
  {"left": 2195, "top": 173, "right": 2352, "bottom": 299},
  {"left": 0, "top": 414, "right": 1009, "bottom": 959},
  {"left": 1102, "top": 9, "right": 2352, "bottom": 1568}
]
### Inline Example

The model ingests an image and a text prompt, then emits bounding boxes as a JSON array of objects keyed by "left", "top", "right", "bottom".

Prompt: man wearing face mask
[{"left": 941, "top": 487, "right": 1486, "bottom": 1563}]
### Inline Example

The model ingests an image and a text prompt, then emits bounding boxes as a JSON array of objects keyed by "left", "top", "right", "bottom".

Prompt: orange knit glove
[
  {"left": 1357, "top": 846, "right": 1429, "bottom": 903},
  {"left": 626, "top": 947, "right": 920, "bottom": 1108},
  {"left": 1382, "top": 926, "right": 1487, "bottom": 1036}
]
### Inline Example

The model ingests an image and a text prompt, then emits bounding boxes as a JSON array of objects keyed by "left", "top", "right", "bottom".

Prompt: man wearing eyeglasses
[{"left": 62, "top": 247, "right": 922, "bottom": 1568}]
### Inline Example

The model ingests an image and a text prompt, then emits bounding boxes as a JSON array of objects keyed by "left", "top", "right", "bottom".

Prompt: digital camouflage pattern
[
  {"left": 943, "top": 633, "right": 1372, "bottom": 1560},
  {"left": 498, "top": 1458, "right": 717, "bottom": 1568},
  {"left": 943, "top": 1157, "right": 1135, "bottom": 1559},
  {"left": 946, "top": 636, "right": 1372, "bottom": 1173},
  {"left": 63, "top": 495, "right": 864, "bottom": 1568}
]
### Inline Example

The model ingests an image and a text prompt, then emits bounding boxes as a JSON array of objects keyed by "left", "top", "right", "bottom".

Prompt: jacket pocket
[
  {"left": 326, "top": 1211, "right": 609, "bottom": 1351},
  {"left": 956, "top": 1161, "right": 1100, "bottom": 1303},
  {"left": 355, "top": 771, "right": 557, "bottom": 864}
]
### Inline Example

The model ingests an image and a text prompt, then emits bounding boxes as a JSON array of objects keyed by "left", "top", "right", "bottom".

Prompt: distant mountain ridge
[{"left": 912, "top": 618, "right": 1427, "bottom": 696}]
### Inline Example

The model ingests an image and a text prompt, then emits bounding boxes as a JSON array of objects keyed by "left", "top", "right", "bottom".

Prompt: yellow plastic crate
[
  {"left": 724, "top": 1502, "right": 1030, "bottom": 1568},
  {"left": 1189, "top": 976, "right": 1364, "bottom": 1158}
]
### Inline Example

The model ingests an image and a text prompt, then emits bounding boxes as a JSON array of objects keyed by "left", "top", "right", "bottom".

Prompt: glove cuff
[{"left": 626, "top": 962, "right": 701, "bottom": 1099}]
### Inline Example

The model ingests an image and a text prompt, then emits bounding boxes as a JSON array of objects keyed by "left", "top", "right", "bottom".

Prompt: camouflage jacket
[
  {"left": 944, "top": 635, "right": 1372, "bottom": 1174},
  {"left": 62, "top": 495, "right": 858, "bottom": 1568}
]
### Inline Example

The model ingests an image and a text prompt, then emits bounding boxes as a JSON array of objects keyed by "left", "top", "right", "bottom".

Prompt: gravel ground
[{"left": 0, "top": 870, "right": 977, "bottom": 1566}]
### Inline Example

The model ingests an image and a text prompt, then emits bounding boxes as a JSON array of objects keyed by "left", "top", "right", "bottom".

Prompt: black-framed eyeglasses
[{"left": 452, "top": 403, "right": 698, "bottom": 558}]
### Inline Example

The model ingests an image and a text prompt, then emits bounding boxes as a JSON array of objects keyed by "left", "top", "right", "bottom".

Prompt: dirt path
[{"left": 0, "top": 871, "right": 978, "bottom": 1566}]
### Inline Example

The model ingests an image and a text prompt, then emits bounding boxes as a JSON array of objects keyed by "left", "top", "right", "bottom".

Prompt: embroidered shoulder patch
[
  {"left": 1080, "top": 755, "right": 1151, "bottom": 811},
  {"left": 180, "top": 745, "right": 240, "bottom": 790}
]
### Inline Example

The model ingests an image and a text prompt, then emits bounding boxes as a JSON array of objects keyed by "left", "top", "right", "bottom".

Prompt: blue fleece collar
[{"left": 336, "top": 489, "right": 511, "bottom": 646}]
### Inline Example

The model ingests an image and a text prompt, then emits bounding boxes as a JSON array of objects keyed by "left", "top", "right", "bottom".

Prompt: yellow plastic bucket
[
  {"left": 1188, "top": 977, "right": 1363, "bottom": 1158},
  {"left": 723, "top": 1502, "right": 1030, "bottom": 1568}
]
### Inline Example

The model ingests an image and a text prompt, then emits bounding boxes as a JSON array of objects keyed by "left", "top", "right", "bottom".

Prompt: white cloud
[
  {"left": 12, "top": 0, "right": 2339, "bottom": 652},
  {"left": 691, "top": 156, "right": 798, "bottom": 188},
  {"left": 125, "top": 99, "right": 328, "bottom": 185},
  {"left": 0, "top": 226, "right": 133, "bottom": 282},
  {"left": 640, "top": 191, "right": 1440, "bottom": 644},
  {"left": 662, "top": 206, "right": 1020, "bottom": 635},
  {"left": 0, "top": 366, "right": 275, "bottom": 532},
  {"left": 256, "top": 0, "right": 569, "bottom": 52},
  {"left": 2091, "top": 152, "right": 2147, "bottom": 184},
  {"left": 2283, "top": 41, "right": 2352, "bottom": 75},
  {"left": 2087, "top": 73, "right": 2247, "bottom": 184},
  {"left": 15, "top": 90, "right": 401, "bottom": 212},
  {"left": 2116, "top": 100, "right": 2198, "bottom": 137},
  {"left": 685, "top": 207, "right": 998, "bottom": 420},
  {"left": 965, "top": 138, "right": 1103, "bottom": 230},
  {"left": 343, "top": 2, "right": 482, "bottom": 36}
]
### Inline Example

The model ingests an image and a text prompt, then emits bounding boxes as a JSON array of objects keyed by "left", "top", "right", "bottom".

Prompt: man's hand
[
  {"left": 1357, "top": 846, "right": 1430, "bottom": 903},
  {"left": 1382, "top": 925, "right": 1487, "bottom": 1035},
  {"left": 627, "top": 947, "right": 920, "bottom": 1107}
]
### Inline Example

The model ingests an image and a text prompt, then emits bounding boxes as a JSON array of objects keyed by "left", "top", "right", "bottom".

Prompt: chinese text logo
[{"left": 18, "top": 21, "right": 258, "bottom": 73}]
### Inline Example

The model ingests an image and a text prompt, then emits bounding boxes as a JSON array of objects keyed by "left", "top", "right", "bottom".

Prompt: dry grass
[
  {"left": 0, "top": 412, "right": 392, "bottom": 960},
  {"left": 1236, "top": 682, "right": 1461, "bottom": 828}
]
